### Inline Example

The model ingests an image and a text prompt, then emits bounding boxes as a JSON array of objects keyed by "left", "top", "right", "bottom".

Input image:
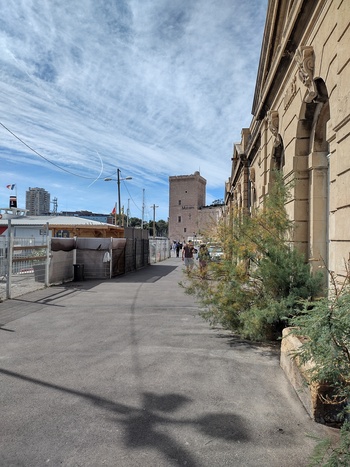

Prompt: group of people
[
  {"left": 172, "top": 240, "right": 210, "bottom": 275},
  {"left": 171, "top": 241, "right": 183, "bottom": 258}
]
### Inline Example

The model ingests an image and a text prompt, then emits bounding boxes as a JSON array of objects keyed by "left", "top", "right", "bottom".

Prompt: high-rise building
[
  {"left": 168, "top": 171, "right": 206, "bottom": 242},
  {"left": 26, "top": 187, "right": 51, "bottom": 215}
]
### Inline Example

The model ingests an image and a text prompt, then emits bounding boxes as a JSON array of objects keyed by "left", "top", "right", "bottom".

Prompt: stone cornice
[{"left": 252, "top": 1, "right": 324, "bottom": 120}]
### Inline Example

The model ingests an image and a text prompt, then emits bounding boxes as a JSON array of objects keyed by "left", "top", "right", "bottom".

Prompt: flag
[
  {"left": 111, "top": 206, "right": 116, "bottom": 215},
  {"left": 6, "top": 184, "right": 15, "bottom": 190}
]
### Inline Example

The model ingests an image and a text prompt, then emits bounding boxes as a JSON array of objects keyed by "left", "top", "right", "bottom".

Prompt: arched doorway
[{"left": 295, "top": 78, "right": 330, "bottom": 275}]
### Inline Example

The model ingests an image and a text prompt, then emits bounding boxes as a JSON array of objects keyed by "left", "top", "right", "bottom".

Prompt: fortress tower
[{"left": 168, "top": 171, "right": 206, "bottom": 242}]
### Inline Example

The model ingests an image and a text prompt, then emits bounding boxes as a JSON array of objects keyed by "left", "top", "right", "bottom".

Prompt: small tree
[
  {"left": 289, "top": 266, "right": 350, "bottom": 465},
  {"left": 181, "top": 171, "right": 323, "bottom": 341},
  {"left": 290, "top": 274, "right": 350, "bottom": 405}
]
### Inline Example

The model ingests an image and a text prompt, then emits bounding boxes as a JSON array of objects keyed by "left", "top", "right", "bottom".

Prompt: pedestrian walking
[
  {"left": 176, "top": 242, "right": 181, "bottom": 258},
  {"left": 182, "top": 240, "right": 195, "bottom": 273},
  {"left": 172, "top": 241, "right": 177, "bottom": 257}
]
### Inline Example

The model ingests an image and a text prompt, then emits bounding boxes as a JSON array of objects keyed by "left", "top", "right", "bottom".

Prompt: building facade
[
  {"left": 26, "top": 187, "right": 50, "bottom": 216},
  {"left": 169, "top": 171, "right": 224, "bottom": 242},
  {"left": 225, "top": 0, "right": 350, "bottom": 282},
  {"left": 168, "top": 172, "right": 206, "bottom": 242}
]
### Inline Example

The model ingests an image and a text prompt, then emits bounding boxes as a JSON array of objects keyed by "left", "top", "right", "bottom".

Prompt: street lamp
[{"left": 104, "top": 169, "right": 132, "bottom": 226}]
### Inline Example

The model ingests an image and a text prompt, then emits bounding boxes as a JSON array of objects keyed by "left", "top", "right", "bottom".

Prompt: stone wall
[
  {"left": 226, "top": 0, "right": 350, "bottom": 282},
  {"left": 280, "top": 328, "right": 345, "bottom": 425}
]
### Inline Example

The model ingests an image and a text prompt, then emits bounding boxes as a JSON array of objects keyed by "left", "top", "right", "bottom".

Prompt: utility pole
[
  {"left": 151, "top": 204, "right": 158, "bottom": 239},
  {"left": 104, "top": 169, "right": 132, "bottom": 227},
  {"left": 127, "top": 198, "right": 130, "bottom": 227},
  {"left": 117, "top": 168, "right": 121, "bottom": 226},
  {"left": 142, "top": 189, "right": 145, "bottom": 229}
]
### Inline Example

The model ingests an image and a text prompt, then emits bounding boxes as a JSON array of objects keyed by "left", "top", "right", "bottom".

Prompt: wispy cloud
[{"left": 0, "top": 0, "right": 268, "bottom": 220}]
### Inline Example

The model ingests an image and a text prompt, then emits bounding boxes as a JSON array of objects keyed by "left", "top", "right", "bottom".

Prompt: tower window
[{"left": 178, "top": 216, "right": 181, "bottom": 222}]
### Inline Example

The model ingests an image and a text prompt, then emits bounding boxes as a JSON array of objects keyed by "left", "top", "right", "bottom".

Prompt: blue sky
[{"left": 0, "top": 0, "right": 268, "bottom": 221}]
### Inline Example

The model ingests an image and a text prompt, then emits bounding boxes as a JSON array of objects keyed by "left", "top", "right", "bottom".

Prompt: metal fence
[
  {"left": 149, "top": 238, "right": 171, "bottom": 264},
  {"left": 0, "top": 232, "right": 170, "bottom": 301},
  {"left": 0, "top": 235, "right": 49, "bottom": 300}
]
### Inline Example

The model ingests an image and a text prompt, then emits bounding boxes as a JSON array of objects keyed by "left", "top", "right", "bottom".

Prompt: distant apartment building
[
  {"left": 169, "top": 171, "right": 223, "bottom": 242},
  {"left": 26, "top": 187, "right": 50, "bottom": 216}
]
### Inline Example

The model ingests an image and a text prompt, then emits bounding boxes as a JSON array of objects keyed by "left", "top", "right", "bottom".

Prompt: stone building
[
  {"left": 169, "top": 172, "right": 223, "bottom": 243},
  {"left": 169, "top": 172, "right": 206, "bottom": 242},
  {"left": 225, "top": 0, "right": 350, "bottom": 282}
]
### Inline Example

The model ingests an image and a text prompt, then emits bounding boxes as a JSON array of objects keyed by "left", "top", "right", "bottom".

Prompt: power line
[
  {"left": 123, "top": 180, "right": 142, "bottom": 214},
  {"left": 0, "top": 120, "right": 100, "bottom": 180}
]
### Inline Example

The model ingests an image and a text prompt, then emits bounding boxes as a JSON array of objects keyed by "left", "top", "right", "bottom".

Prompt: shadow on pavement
[
  {"left": 0, "top": 264, "right": 178, "bottom": 327},
  {"left": 0, "top": 368, "right": 250, "bottom": 466},
  {"left": 113, "top": 264, "right": 178, "bottom": 283},
  {"left": 215, "top": 332, "right": 280, "bottom": 359},
  {"left": 12, "top": 288, "right": 81, "bottom": 306},
  {"left": 0, "top": 326, "right": 15, "bottom": 332}
]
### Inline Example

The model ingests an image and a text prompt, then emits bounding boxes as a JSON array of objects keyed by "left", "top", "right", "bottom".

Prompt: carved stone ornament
[
  {"left": 294, "top": 45, "right": 317, "bottom": 103},
  {"left": 267, "top": 110, "right": 282, "bottom": 147}
]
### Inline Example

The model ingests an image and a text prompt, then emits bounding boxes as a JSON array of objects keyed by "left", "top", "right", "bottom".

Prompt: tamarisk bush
[{"left": 181, "top": 172, "right": 323, "bottom": 341}]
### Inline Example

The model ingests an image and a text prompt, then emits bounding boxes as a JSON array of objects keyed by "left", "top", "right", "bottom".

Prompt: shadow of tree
[
  {"left": 113, "top": 265, "right": 178, "bottom": 283},
  {"left": 0, "top": 368, "right": 250, "bottom": 466},
  {"left": 216, "top": 333, "right": 280, "bottom": 359}
]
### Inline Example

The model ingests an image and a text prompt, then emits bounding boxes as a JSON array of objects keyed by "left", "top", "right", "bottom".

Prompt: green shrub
[
  {"left": 288, "top": 269, "right": 350, "bottom": 465},
  {"left": 180, "top": 171, "right": 323, "bottom": 341},
  {"left": 307, "top": 422, "right": 350, "bottom": 466},
  {"left": 289, "top": 269, "right": 350, "bottom": 412}
]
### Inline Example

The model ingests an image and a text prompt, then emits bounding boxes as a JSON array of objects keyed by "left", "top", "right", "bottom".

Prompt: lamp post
[{"left": 104, "top": 169, "right": 132, "bottom": 226}]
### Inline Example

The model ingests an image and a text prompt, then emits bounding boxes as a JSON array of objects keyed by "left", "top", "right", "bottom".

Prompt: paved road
[{"left": 0, "top": 257, "right": 335, "bottom": 466}]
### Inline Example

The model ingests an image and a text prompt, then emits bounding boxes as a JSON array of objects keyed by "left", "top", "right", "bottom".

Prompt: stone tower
[{"left": 168, "top": 171, "right": 206, "bottom": 242}]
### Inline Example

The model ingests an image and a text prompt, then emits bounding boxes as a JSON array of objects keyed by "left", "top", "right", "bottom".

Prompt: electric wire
[
  {"left": 122, "top": 180, "right": 142, "bottom": 214},
  {"left": 0, "top": 120, "right": 102, "bottom": 180},
  {"left": 0, "top": 120, "right": 160, "bottom": 219}
]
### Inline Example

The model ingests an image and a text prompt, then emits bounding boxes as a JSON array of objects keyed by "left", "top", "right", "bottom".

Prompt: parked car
[{"left": 208, "top": 246, "right": 224, "bottom": 261}]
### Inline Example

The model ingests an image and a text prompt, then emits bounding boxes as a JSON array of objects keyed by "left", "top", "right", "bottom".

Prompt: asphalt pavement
[{"left": 0, "top": 257, "right": 336, "bottom": 467}]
